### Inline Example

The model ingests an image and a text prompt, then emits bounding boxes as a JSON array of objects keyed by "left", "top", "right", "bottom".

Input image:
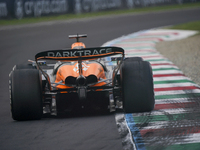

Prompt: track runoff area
[{"left": 103, "top": 29, "right": 200, "bottom": 150}]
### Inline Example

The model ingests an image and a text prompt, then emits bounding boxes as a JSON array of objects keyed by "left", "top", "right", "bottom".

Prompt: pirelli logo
[{"left": 47, "top": 48, "right": 112, "bottom": 57}]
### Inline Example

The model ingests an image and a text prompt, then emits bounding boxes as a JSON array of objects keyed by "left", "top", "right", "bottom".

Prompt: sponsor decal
[
  {"left": 74, "top": 0, "right": 81, "bottom": 14},
  {"left": 81, "top": 0, "right": 91, "bottom": 12},
  {"left": 33, "top": 0, "right": 68, "bottom": 17},
  {"left": 125, "top": 0, "right": 184, "bottom": 7},
  {"left": 91, "top": 0, "right": 121, "bottom": 11},
  {"left": 14, "top": 0, "right": 68, "bottom": 18},
  {"left": 176, "top": 0, "right": 183, "bottom": 4},
  {"left": 73, "top": 62, "right": 90, "bottom": 73},
  {"left": 14, "top": 0, "right": 24, "bottom": 19},
  {"left": 80, "top": 0, "right": 121, "bottom": 12},
  {"left": 126, "top": 0, "right": 134, "bottom": 8},
  {"left": 0, "top": 2, "right": 7, "bottom": 17},
  {"left": 1, "top": 0, "right": 197, "bottom": 19},
  {"left": 47, "top": 48, "right": 112, "bottom": 57}
]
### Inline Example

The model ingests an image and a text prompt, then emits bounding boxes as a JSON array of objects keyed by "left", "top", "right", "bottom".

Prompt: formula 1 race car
[{"left": 9, "top": 34, "right": 155, "bottom": 121}]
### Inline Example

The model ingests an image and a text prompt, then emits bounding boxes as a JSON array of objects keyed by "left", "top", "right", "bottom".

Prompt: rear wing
[
  {"left": 35, "top": 46, "right": 124, "bottom": 61},
  {"left": 69, "top": 34, "right": 87, "bottom": 42},
  {"left": 35, "top": 46, "right": 124, "bottom": 91}
]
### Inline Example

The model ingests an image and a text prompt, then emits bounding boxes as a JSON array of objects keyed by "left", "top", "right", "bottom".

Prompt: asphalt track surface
[{"left": 0, "top": 8, "right": 200, "bottom": 150}]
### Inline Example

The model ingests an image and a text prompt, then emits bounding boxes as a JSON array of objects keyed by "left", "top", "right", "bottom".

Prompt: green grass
[
  {"left": 169, "top": 21, "right": 200, "bottom": 32},
  {"left": 0, "top": 2, "right": 200, "bottom": 26}
]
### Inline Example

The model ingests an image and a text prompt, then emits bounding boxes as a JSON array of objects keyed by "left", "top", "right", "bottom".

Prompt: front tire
[
  {"left": 120, "top": 59, "right": 155, "bottom": 113},
  {"left": 11, "top": 69, "right": 43, "bottom": 121}
]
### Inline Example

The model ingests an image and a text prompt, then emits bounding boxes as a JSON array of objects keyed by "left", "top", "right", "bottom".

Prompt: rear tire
[
  {"left": 120, "top": 59, "right": 155, "bottom": 113},
  {"left": 125, "top": 57, "right": 143, "bottom": 61},
  {"left": 11, "top": 69, "right": 43, "bottom": 121},
  {"left": 15, "top": 64, "right": 36, "bottom": 70}
]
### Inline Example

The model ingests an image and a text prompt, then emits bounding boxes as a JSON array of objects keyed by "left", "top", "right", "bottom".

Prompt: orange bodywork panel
[
  {"left": 71, "top": 42, "right": 86, "bottom": 49},
  {"left": 55, "top": 62, "right": 106, "bottom": 89}
]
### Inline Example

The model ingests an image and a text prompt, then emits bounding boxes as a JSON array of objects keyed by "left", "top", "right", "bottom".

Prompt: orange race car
[{"left": 9, "top": 34, "right": 155, "bottom": 121}]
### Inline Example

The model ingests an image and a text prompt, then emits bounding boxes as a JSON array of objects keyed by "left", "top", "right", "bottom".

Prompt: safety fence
[{"left": 0, "top": 0, "right": 199, "bottom": 19}]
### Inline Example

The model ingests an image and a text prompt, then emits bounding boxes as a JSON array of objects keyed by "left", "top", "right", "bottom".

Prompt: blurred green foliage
[{"left": 169, "top": 21, "right": 200, "bottom": 31}]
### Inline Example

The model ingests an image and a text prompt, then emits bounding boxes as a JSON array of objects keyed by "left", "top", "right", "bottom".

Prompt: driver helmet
[{"left": 71, "top": 42, "right": 86, "bottom": 49}]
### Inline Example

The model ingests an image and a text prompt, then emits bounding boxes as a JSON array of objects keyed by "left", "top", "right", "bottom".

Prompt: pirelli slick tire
[
  {"left": 11, "top": 69, "right": 43, "bottom": 121},
  {"left": 15, "top": 64, "right": 36, "bottom": 70},
  {"left": 120, "top": 60, "right": 155, "bottom": 113},
  {"left": 124, "top": 57, "right": 143, "bottom": 62}
]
